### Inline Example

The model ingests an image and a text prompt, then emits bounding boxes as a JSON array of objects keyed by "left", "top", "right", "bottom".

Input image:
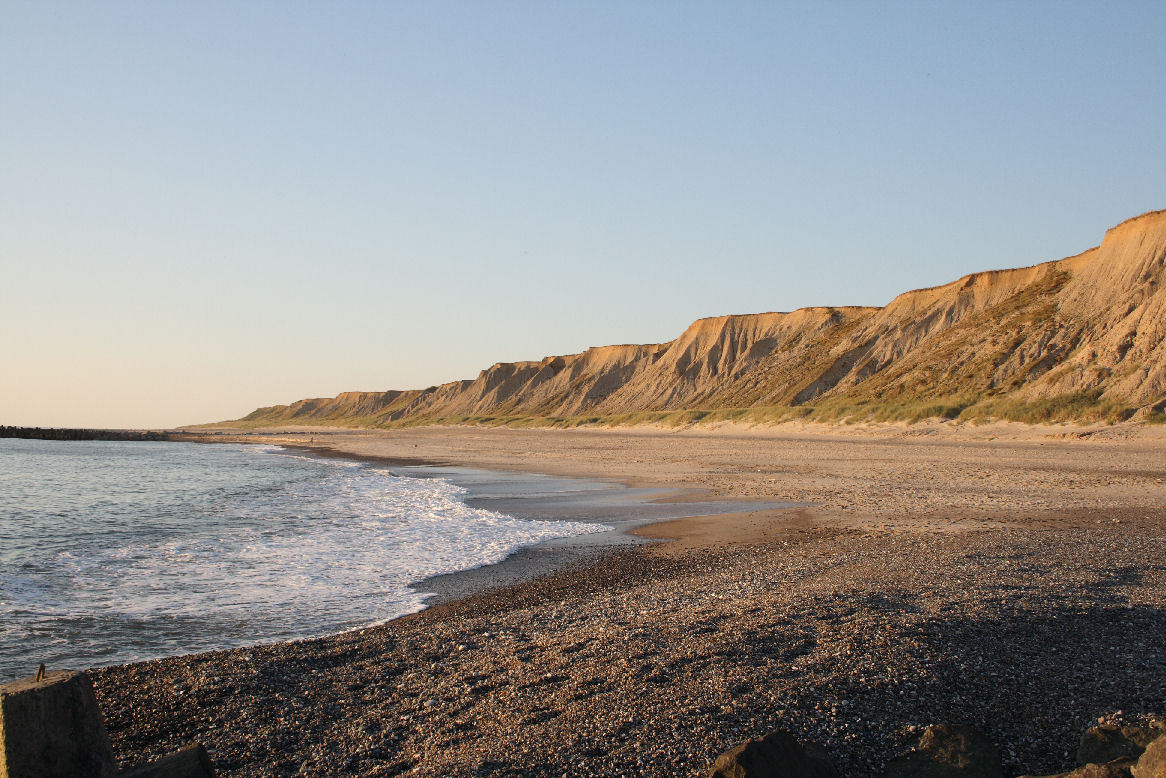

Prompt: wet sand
[
  {"left": 279, "top": 443, "right": 800, "bottom": 604},
  {"left": 93, "top": 422, "right": 1166, "bottom": 776}
]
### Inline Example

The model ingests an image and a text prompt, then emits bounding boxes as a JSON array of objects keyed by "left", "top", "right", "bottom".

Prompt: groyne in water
[{"left": 0, "top": 426, "right": 168, "bottom": 441}]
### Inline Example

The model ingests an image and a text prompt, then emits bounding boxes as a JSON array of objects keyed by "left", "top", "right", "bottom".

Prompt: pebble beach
[{"left": 91, "top": 423, "right": 1166, "bottom": 776}]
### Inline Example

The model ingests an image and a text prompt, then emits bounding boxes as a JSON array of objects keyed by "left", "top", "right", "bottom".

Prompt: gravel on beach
[{"left": 92, "top": 518, "right": 1166, "bottom": 777}]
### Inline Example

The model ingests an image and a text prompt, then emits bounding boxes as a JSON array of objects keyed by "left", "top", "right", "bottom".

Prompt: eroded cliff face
[
  {"left": 1034, "top": 211, "right": 1166, "bottom": 404},
  {"left": 235, "top": 210, "right": 1166, "bottom": 426},
  {"left": 240, "top": 390, "right": 421, "bottom": 423}
]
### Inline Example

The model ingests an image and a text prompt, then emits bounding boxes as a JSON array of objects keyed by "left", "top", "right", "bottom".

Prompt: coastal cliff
[{"left": 227, "top": 210, "right": 1166, "bottom": 427}]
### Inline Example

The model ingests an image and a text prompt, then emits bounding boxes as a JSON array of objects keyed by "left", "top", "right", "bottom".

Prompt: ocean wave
[{"left": 0, "top": 439, "right": 608, "bottom": 678}]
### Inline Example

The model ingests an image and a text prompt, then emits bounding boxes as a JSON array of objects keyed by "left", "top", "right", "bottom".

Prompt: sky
[{"left": 3, "top": 2, "right": 1165, "bottom": 428}]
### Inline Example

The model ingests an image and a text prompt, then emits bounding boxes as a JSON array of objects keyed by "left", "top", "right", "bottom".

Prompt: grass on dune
[
  {"left": 955, "top": 390, "right": 1134, "bottom": 425},
  {"left": 209, "top": 389, "right": 1147, "bottom": 431},
  {"left": 441, "top": 390, "right": 1137, "bottom": 428}
]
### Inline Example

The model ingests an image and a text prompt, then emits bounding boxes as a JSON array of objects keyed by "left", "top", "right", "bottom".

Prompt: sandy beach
[{"left": 92, "top": 422, "right": 1166, "bottom": 776}]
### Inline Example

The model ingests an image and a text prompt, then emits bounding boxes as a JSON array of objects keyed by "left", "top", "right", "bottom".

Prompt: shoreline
[
  {"left": 90, "top": 425, "right": 1166, "bottom": 777},
  {"left": 176, "top": 421, "right": 1166, "bottom": 537},
  {"left": 279, "top": 442, "right": 799, "bottom": 608}
]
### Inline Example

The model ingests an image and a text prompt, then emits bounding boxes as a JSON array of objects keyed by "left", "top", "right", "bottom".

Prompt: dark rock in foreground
[
  {"left": 1079, "top": 725, "right": 1166, "bottom": 766},
  {"left": 707, "top": 730, "right": 840, "bottom": 778},
  {"left": 883, "top": 724, "right": 1003, "bottom": 778},
  {"left": 1021, "top": 729, "right": 1166, "bottom": 778},
  {"left": 1131, "top": 734, "right": 1166, "bottom": 778},
  {"left": 121, "top": 744, "right": 216, "bottom": 778},
  {"left": 1026, "top": 758, "right": 1137, "bottom": 778}
]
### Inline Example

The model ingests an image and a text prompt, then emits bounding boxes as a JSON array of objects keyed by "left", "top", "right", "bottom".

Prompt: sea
[{"left": 0, "top": 438, "right": 611, "bottom": 680}]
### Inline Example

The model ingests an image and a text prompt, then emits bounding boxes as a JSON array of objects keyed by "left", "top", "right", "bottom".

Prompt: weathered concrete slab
[
  {"left": 121, "top": 744, "right": 216, "bottom": 778},
  {"left": 0, "top": 670, "right": 116, "bottom": 778}
]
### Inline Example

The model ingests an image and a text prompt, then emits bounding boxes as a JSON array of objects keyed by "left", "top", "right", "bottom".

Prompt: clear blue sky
[{"left": 3, "top": 1, "right": 1164, "bottom": 428}]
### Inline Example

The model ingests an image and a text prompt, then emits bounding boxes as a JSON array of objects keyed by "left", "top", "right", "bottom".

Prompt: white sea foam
[{"left": 0, "top": 440, "right": 608, "bottom": 676}]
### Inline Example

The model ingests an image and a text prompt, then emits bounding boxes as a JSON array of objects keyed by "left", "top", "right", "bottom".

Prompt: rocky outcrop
[
  {"left": 708, "top": 721, "right": 1165, "bottom": 778},
  {"left": 1078, "top": 725, "right": 1166, "bottom": 766},
  {"left": 707, "top": 730, "right": 841, "bottom": 778},
  {"left": 1027, "top": 730, "right": 1166, "bottom": 778},
  {"left": 883, "top": 724, "right": 1004, "bottom": 778},
  {"left": 1131, "top": 735, "right": 1166, "bottom": 778},
  {"left": 229, "top": 210, "right": 1166, "bottom": 427},
  {"left": 1045, "top": 760, "right": 1138, "bottom": 778}
]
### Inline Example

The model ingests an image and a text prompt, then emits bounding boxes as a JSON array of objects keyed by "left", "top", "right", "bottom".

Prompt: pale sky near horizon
[{"left": 3, "top": 2, "right": 1165, "bottom": 428}]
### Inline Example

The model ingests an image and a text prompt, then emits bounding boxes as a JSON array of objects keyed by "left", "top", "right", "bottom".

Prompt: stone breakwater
[
  {"left": 89, "top": 522, "right": 1166, "bottom": 777},
  {"left": 0, "top": 426, "right": 168, "bottom": 441}
]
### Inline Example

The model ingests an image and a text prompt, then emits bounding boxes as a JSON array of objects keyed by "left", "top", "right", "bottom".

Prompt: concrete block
[
  {"left": 121, "top": 744, "right": 216, "bottom": 778},
  {"left": 0, "top": 670, "right": 116, "bottom": 778}
]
